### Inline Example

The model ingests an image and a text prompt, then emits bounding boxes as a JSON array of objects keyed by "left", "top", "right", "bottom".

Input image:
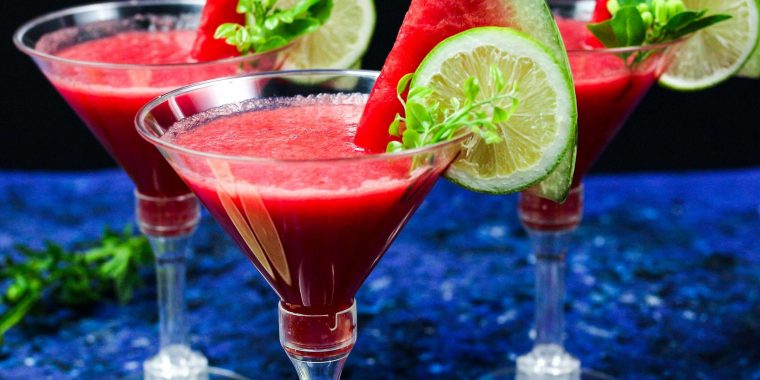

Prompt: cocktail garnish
[
  {"left": 386, "top": 66, "right": 518, "bottom": 153},
  {"left": 0, "top": 227, "right": 153, "bottom": 344},
  {"left": 214, "top": 0, "right": 333, "bottom": 54},
  {"left": 588, "top": 0, "right": 730, "bottom": 48}
]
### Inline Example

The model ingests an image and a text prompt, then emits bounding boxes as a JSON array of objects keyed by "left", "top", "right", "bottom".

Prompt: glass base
[
  {"left": 143, "top": 345, "right": 209, "bottom": 380},
  {"left": 516, "top": 344, "right": 580, "bottom": 378},
  {"left": 206, "top": 367, "right": 251, "bottom": 380},
  {"left": 125, "top": 366, "right": 249, "bottom": 380},
  {"left": 480, "top": 367, "right": 615, "bottom": 380}
]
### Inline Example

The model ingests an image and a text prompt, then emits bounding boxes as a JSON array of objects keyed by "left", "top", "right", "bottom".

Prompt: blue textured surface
[{"left": 0, "top": 169, "right": 758, "bottom": 380}]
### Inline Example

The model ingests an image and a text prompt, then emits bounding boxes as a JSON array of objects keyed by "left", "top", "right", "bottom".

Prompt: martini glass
[
  {"left": 485, "top": 1, "right": 682, "bottom": 379},
  {"left": 136, "top": 69, "right": 468, "bottom": 379},
  {"left": 14, "top": 1, "right": 285, "bottom": 378}
]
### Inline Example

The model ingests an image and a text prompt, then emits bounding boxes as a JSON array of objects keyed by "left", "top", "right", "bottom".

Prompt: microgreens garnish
[
  {"left": 0, "top": 227, "right": 153, "bottom": 344},
  {"left": 588, "top": 0, "right": 731, "bottom": 48},
  {"left": 215, "top": 0, "right": 333, "bottom": 54},
  {"left": 386, "top": 65, "right": 519, "bottom": 153}
]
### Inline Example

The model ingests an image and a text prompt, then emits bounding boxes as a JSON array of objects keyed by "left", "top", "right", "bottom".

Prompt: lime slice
[
  {"left": 279, "top": 0, "right": 375, "bottom": 70},
  {"left": 412, "top": 27, "right": 576, "bottom": 194},
  {"left": 660, "top": 0, "right": 760, "bottom": 90}
]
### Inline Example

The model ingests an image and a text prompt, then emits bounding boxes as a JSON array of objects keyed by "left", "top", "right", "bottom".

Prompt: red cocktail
[
  {"left": 519, "top": 17, "right": 675, "bottom": 232},
  {"left": 136, "top": 70, "right": 467, "bottom": 378},
  {"left": 14, "top": 2, "right": 285, "bottom": 378},
  {"left": 510, "top": 2, "right": 681, "bottom": 378}
]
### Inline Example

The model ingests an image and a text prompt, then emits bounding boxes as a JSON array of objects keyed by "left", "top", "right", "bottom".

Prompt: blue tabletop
[{"left": 0, "top": 169, "right": 758, "bottom": 380}]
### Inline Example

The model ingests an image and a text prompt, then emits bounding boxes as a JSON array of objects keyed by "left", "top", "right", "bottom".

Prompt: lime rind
[
  {"left": 738, "top": 26, "right": 760, "bottom": 78},
  {"left": 660, "top": 0, "right": 760, "bottom": 90},
  {"left": 530, "top": 135, "right": 577, "bottom": 202},
  {"left": 412, "top": 27, "right": 576, "bottom": 195},
  {"left": 528, "top": 4, "right": 578, "bottom": 201}
]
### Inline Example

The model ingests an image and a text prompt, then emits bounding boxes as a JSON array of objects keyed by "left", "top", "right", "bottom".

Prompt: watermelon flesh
[
  {"left": 354, "top": 0, "right": 513, "bottom": 152},
  {"left": 591, "top": 0, "right": 612, "bottom": 22},
  {"left": 190, "top": 0, "right": 245, "bottom": 62}
]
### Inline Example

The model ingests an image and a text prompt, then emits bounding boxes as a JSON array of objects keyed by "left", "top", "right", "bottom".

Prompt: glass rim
[
  {"left": 136, "top": 69, "right": 473, "bottom": 165},
  {"left": 13, "top": 0, "right": 288, "bottom": 70},
  {"left": 564, "top": 37, "right": 683, "bottom": 55}
]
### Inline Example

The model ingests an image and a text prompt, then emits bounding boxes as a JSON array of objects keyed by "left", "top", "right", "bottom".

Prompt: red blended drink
[
  {"left": 519, "top": 17, "right": 677, "bottom": 232},
  {"left": 38, "top": 30, "right": 275, "bottom": 199},
  {"left": 48, "top": 30, "right": 208, "bottom": 198},
  {"left": 558, "top": 18, "right": 669, "bottom": 181},
  {"left": 18, "top": 4, "right": 281, "bottom": 235},
  {"left": 136, "top": 71, "right": 466, "bottom": 369},
  {"left": 166, "top": 94, "right": 444, "bottom": 313},
  {"left": 14, "top": 2, "right": 286, "bottom": 378}
]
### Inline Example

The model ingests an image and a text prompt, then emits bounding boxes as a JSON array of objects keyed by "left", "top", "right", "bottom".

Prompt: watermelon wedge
[
  {"left": 190, "top": 0, "right": 244, "bottom": 61},
  {"left": 591, "top": 0, "right": 612, "bottom": 22},
  {"left": 354, "top": 0, "right": 570, "bottom": 152}
]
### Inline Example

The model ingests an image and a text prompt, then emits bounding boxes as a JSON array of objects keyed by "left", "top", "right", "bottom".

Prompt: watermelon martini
[
  {"left": 507, "top": 1, "right": 683, "bottom": 378},
  {"left": 136, "top": 70, "right": 467, "bottom": 379},
  {"left": 14, "top": 1, "right": 283, "bottom": 378}
]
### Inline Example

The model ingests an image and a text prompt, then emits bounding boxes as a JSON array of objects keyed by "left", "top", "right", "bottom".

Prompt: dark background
[{"left": 2, "top": 0, "right": 759, "bottom": 173}]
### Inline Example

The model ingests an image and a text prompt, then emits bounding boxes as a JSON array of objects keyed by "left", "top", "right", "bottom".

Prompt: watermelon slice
[
  {"left": 190, "top": 0, "right": 244, "bottom": 61},
  {"left": 354, "top": 0, "right": 570, "bottom": 152},
  {"left": 591, "top": 0, "right": 612, "bottom": 22}
]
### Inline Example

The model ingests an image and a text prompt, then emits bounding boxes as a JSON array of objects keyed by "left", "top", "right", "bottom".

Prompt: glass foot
[
  {"left": 206, "top": 367, "right": 251, "bottom": 380},
  {"left": 480, "top": 367, "right": 615, "bottom": 380},
  {"left": 516, "top": 344, "right": 580, "bottom": 378},
  {"left": 143, "top": 344, "right": 209, "bottom": 380}
]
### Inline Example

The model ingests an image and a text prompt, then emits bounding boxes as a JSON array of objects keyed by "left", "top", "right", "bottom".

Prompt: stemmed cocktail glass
[
  {"left": 14, "top": 1, "right": 285, "bottom": 378},
  {"left": 136, "top": 70, "right": 468, "bottom": 380},
  {"left": 486, "top": 1, "right": 682, "bottom": 379}
]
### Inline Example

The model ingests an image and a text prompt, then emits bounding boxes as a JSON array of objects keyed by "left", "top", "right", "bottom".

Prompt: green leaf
[
  {"left": 490, "top": 65, "right": 506, "bottom": 93},
  {"left": 663, "top": 10, "right": 702, "bottom": 33},
  {"left": 216, "top": 0, "right": 334, "bottom": 54},
  {"left": 611, "top": 6, "right": 647, "bottom": 46},
  {"left": 588, "top": 1, "right": 731, "bottom": 50},
  {"left": 464, "top": 77, "right": 480, "bottom": 101},
  {"left": 402, "top": 128, "right": 420, "bottom": 148},
  {"left": 387, "top": 74, "right": 520, "bottom": 153},
  {"left": 396, "top": 73, "right": 414, "bottom": 97},
  {"left": 492, "top": 106, "right": 509, "bottom": 124},
  {"left": 387, "top": 141, "right": 404, "bottom": 153},
  {"left": 408, "top": 86, "right": 434, "bottom": 101},
  {"left": 407, "top": 102, "right": 433, "bottom": 132},
  {"left": 214, "top": 23, "right": 240, "bottom": 39},
  {"left": 588, "top": 20, "right": 621, "bottom": 48},
  {"left": 0, "top": 291, "right": 40, "bottom": 343},
  {"left": 669, "top": 14, "right": 732, "bottom": 39},
  {"left": 388, "top": 115, "right": 402, "bottom": 136}
]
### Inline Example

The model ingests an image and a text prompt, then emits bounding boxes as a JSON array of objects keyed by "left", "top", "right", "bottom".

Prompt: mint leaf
[
  {"left": 611, "top": 6, "right": 647, "bottom": 46},
  {"left": 668, "top": 14, "right": 732, "bottom": 39},
  {"left": 0, "top": 228, "right": 153, "bottom": 343},
  {"left": 588, "top": 20, "right": 621, "bottom": 47},
  {"left": 387, "top": 65, "right": 518, "bottom": 153},
  {"left": 588, "top": 0, "right": 731, "bottom": 49},
  {"left": 216, "top": 0, "right": 333, "bottom": 54}
]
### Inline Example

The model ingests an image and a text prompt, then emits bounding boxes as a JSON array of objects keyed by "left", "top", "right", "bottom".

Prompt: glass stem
[
  {"left": 531, "top": 229, "right": 572, "bottom": 347},
  {"left": 149, "top": 234, "right": 192, "bottom": 349},
  {"left": 289, "top": 357, "right": 349, "bottom": 380},
  {"left": 515, "top": 185, "right": 583, "bottom": 377},
  {"left": 136, "top": 192, "right": 209, "bottom": 380}
]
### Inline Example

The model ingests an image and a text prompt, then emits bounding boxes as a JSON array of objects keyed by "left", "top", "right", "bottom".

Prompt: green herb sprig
[
  {"left": 0, "top": 227, "right": 152, "bottom": 344},
  {"left": 387, "top": 65, "right": 518, "bottom": 153},
  {"left": 215, "top": 0, "right": 333, "bottom": 54},
  {"left": 588, "top": 0, "right": 731, "bottom": 48}
]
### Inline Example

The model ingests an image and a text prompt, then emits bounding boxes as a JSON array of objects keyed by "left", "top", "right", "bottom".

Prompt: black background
[{"left": 2, "top": 0, "right": 759, "bottom": 172}]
